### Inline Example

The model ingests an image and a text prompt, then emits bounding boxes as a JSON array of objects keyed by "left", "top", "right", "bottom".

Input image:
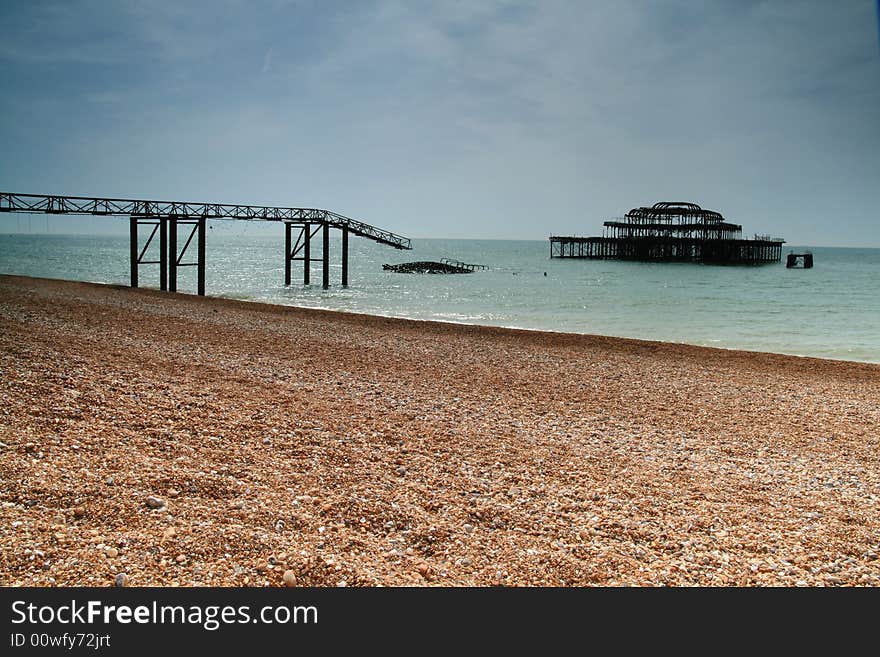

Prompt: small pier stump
[{"left": 786, "top": 252, "right": 813, "bottom": 269}]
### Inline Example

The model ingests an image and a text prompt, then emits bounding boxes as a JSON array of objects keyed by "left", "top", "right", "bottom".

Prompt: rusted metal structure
[
  {"left": 0, "top": 192, "right": 411, "bottom": 293},
  {"left": 550, "top": 201, "right": 784, "bottom": 264},
  {"left": 439, "top": 258, "right": 488, "bottom": 271},
  {"left": 383, "top": 261, "right": 473, "bottom": 274}
]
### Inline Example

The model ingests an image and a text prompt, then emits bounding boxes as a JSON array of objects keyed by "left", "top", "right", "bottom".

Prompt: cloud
[{"left": 0, "top": 0, "right": 877, "bottom": 244}]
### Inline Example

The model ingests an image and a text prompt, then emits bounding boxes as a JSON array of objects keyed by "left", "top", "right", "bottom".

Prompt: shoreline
[
  {"left": 1, "top": 274, "right": 878, "bottom": 586},
  {"left": 212, "top": 290, "right": 877, "bottom": 367},
  {"left": 10, "top": 273, "right": 880, "bottom": 371},
  {"left": 3, "top": 234, "right": 879, "bottom": 366}
]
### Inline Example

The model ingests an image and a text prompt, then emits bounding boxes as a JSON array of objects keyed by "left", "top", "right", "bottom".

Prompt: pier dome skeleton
[
  {"left": 605, "top": 201, "right": 743, "bottom": 242},
  {"left": 550, "top": 201, "right": 784, "bottom": 264}
]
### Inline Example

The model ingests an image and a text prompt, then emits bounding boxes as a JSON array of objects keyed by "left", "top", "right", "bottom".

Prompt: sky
[{"left": 0, "top": 0, "right": 878, "bottom": 246}]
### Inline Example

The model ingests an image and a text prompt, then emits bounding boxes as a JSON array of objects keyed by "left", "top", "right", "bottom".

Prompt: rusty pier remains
[
  {"left": 551, "top": 202, "right": 784, "bottom": 264},
  {"left": 1, "top": 192, "right": 411, "bottom": 294}
]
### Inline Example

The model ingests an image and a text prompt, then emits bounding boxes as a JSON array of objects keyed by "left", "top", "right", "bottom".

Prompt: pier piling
[
  {"left": 342, "top": 227, "right": 349, "bottom": 287},
  {"left": 129, "top": 217, "right": 138, "bottom": 288},
  {"left": 169, "top": 216, "right": 178, "bottom": 292},
  {"left": 197, "top": 217, "right": 206, "bottom": 296},
  {"left": 284, "top": 222, "right": 292, "bottom": 287},
  {"left": 322, "top": 223, "right": 330, "bottom": 289},
  {"left": 304, "top": 223, "right": 311, "bottom": 286},
  {"left": 159, "top": 217, "right": 168, "bottom": 291}
]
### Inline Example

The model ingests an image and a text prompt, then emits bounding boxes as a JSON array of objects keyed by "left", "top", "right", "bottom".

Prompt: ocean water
[{"left": 1, "top": 223, "right": 879, "bottom": 363}]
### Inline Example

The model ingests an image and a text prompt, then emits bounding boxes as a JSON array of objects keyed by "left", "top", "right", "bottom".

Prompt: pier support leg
[
  {"left": 197, "top": 217, "right": 206, "bottom": 296},
  {"left": 342, "top": 227, "right": 349, "bottom": 287},
  {"left": 284, "top": 222, "right": 292, "bottom": 286},
  {"left": 159, "top": 217, "right": 168, "bottom": 292},
  {"left": 169, "top": 217, "right": 178, "bottom": 292},
  {"left": 304, "top": 223, "right": 311, "bottom": 285},
  {"left": 129, "top": 217, "right": 138, "bottom": 288},
  {"left": 322, "top": 223, "right": 330, "bottom": 290}
]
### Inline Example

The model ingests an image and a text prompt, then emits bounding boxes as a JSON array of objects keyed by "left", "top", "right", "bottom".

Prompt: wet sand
[{"left": 1, "top": 274, "right": 878, "bottom": 586}]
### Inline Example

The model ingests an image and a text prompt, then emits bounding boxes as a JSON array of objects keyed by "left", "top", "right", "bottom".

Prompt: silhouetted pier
[
  {"left": 551, "top": 201, "right": 784, "bottom": 264},
  {"left": 1, "top": 192, "right": 411, "bottom": 294}
]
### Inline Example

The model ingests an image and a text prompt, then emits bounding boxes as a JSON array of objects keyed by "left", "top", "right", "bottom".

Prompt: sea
[{"left": 1, "top": 221, "right": 879, "bottom": 364}]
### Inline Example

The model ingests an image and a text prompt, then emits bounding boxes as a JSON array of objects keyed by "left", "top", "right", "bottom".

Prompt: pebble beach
[{"left": 1, "top": 274, "right": 878, "bottom": 586}]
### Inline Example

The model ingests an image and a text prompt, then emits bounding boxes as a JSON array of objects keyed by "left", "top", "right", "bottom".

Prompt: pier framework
[
  {"left": 1, "top": 192, "right": 411, "bottom": 294},
  {"left": 550, "top": 202, "right": 784, "bottom": 264}
]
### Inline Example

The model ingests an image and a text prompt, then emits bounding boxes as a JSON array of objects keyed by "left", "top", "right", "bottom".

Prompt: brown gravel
[{"left": 1, "top": 274, "right": 878, "bottom": 587}]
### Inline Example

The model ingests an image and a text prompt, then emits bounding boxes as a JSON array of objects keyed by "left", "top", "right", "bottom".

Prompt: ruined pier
[
  {"left": 551, "top": 202, "right": 784, "bottom": 264},
  {"left": 1, "top": 192, "right": 412, "bottom": 293}
]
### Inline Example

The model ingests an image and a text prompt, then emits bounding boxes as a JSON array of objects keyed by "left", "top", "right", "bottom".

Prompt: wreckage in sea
[
  {"left": 550, "top": 201, "right": 785, "bottom": 264},
  {"left": 383, "top": 261, "right": 476, "bottom": 274},
  {"left": 786, "top": 251, "right": 813, "bottom": 269}
]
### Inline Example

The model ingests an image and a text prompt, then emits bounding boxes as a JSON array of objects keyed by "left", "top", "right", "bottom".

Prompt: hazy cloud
[{"left": 0, "top": 0, "right": 878, "bottom": 245}]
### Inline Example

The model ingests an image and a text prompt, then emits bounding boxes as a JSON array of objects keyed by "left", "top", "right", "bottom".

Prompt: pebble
[
  {"left": 145, "top": 496, "right": 165, "bottom": 509},
  {"left": 176, "top": 554, "right": 187, "bottom": 564},
  {"left": 168, "top": 488, "right": 180, "bottom": 498},
  {"left": 7, "top": 278, "right": 880, "bottom": 588},
  {"left": 114, "top": 573, "right": 128, "bottom": 587},
  {"left": 282, "top": 570, "right": 298, "bottom": 587},
  {"left": 105, "top": 547, "right": 119, "bottom": 559}
]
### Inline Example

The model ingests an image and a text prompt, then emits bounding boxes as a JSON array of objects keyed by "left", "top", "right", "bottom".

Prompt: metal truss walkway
[{"left": 0, "top": 192, "right": 412, "bottom": 293}]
